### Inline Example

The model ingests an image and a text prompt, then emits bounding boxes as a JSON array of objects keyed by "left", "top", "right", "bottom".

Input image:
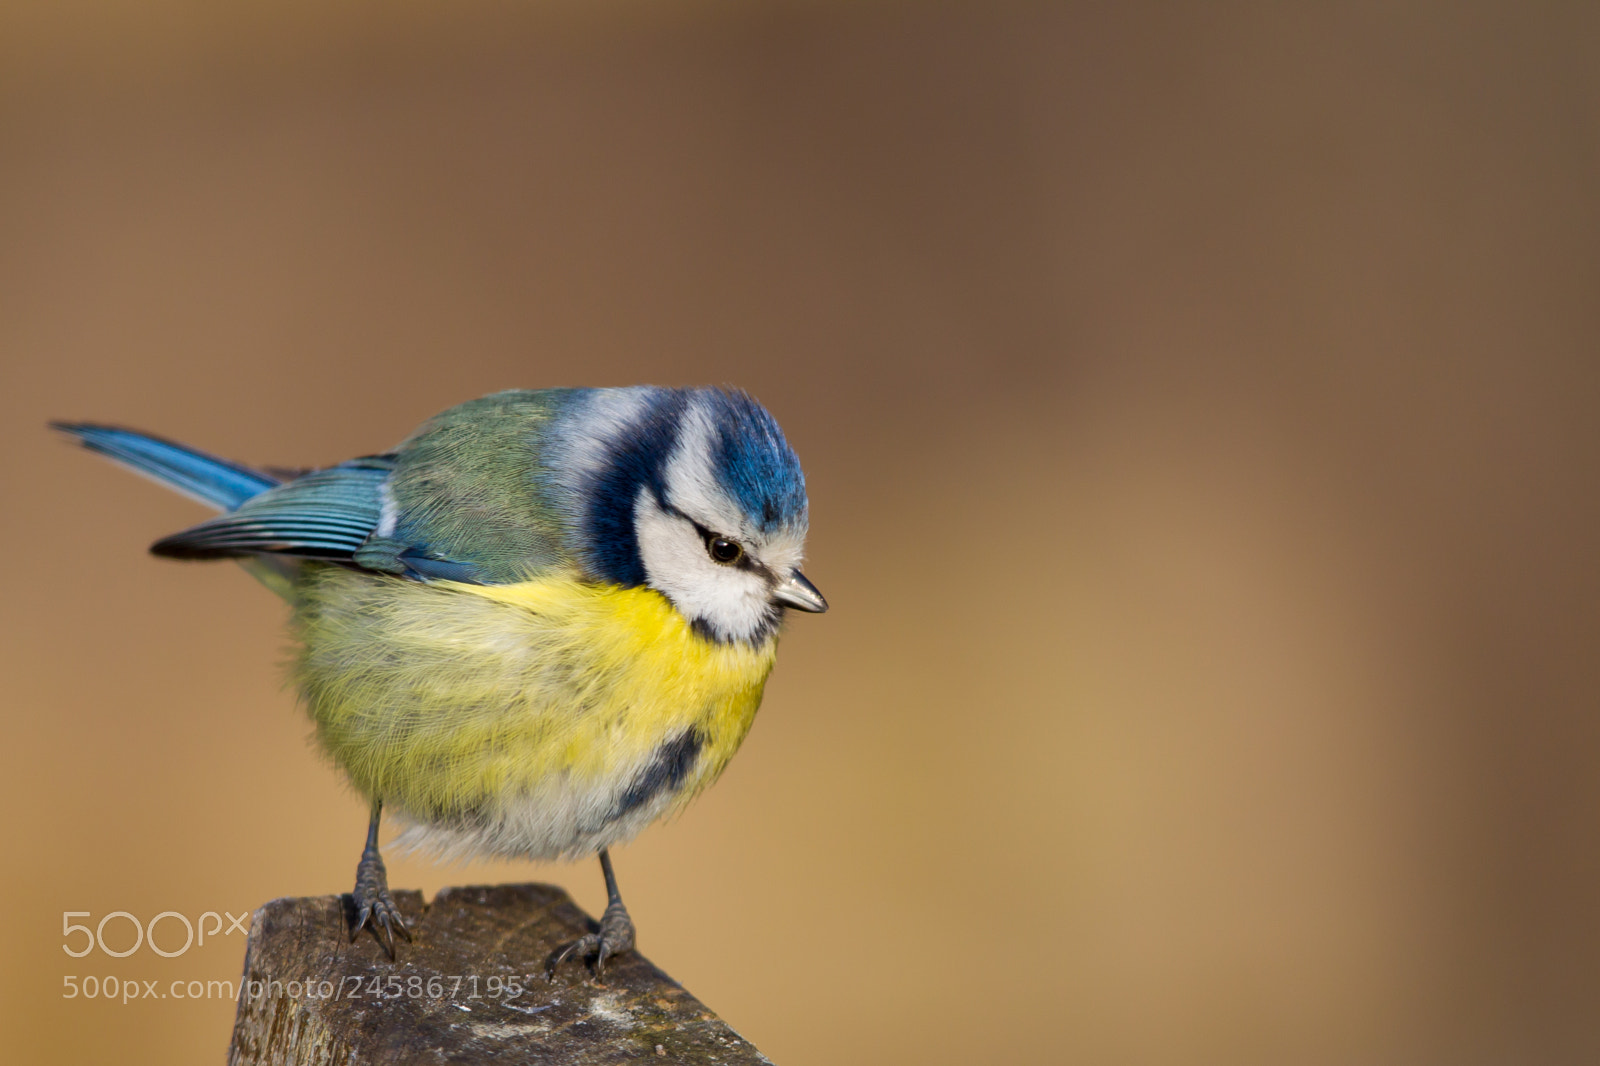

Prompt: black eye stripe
[{"left": 659, "top": 501, "right": 770, "bottom": 574}]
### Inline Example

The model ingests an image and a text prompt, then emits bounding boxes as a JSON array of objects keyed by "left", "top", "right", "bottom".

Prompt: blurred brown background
[{"left": 3, "top": 2, "right": 1598, "bottom": 1063}]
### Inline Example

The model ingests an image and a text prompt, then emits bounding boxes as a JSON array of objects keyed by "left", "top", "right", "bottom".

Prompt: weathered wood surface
[{"left": 228, "top": 883, "right": 771, "bottom": 1065}]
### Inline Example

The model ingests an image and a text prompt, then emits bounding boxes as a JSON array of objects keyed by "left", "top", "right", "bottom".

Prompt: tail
[{"left": 50, "top": 422, "right": 280, "bottom": 512}]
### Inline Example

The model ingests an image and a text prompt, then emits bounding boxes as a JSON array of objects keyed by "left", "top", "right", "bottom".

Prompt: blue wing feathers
[
  {"left": 51, "top": 422, "right": 280, "bottom": 510},
  {"left": 150, "top": 460, "right": 391, "bottom": 561}
]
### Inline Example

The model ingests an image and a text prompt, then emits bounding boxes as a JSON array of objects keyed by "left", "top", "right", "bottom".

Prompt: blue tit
[{"left": 53, "top": 386, "right": 826, "bottom": 971}]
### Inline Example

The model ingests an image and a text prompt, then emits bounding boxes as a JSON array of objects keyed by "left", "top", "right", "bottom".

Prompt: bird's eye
[{"left": 707, "top": 536, "right": 743, "bottom": 565}]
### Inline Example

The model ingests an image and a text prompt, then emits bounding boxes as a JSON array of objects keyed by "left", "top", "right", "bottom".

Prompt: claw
[
  {"left": 381, "top": 903, "right": 414, "bottom": 944},
  {"left": 353, "top": 891, "right": 411, "bottom": 955},
  {"left": 545, "top": 934, "right": 599, "bottom": 981},
  {"left": 546, "top": 899, "right": 634, "bottom": 980}
]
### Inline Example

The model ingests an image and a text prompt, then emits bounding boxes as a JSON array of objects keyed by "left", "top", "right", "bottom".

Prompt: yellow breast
[{"left": 291, "top": 564, "right": 777, "bottom": 855}]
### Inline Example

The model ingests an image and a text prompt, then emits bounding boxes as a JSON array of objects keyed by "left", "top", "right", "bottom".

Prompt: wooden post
[{"left": 229, "top": 883, "right": 772, "bottom": 1065}]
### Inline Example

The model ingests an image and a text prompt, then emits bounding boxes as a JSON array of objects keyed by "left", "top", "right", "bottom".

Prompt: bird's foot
[
  {"left": 349, "top": 845, "right": 411, "bottom": 957},
  {"left": 546, "top": 898, "right": 635, "bottom": 980}
]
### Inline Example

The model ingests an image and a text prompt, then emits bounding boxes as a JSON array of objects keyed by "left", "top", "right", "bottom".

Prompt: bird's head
[{"left": 555, "top": 386, "right": 826, "bottom": 644}]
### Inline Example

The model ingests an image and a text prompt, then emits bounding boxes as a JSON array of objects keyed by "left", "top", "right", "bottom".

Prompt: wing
[
  {"left": 148, "top": 454, "right": 513, "bottom": 584},
  {"left": 147, "top": 390, "right": 579, "bottom": 586},
  {"left": 150, "top": 456, "right": 393, "bottom": 561}
]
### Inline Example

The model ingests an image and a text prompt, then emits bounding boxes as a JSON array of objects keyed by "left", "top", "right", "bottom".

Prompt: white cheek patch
[{"left": 634, "top": 489, "right": 772, "bottom": 642}]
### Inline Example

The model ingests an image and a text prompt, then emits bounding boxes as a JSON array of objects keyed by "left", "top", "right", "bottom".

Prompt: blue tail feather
[{"left": 51, "top": 422, "right": 279, "bottom": 512}]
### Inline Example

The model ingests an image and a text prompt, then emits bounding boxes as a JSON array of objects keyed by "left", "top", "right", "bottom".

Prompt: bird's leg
[
  {"left": 349, "top": 799, "right": 411, "bottom": 957},
  {"left": 592, "top": 849, "right": 637, "bottom": 972},
  {"left": 546, "top": 849, "right": 636, "bottom": 979}
]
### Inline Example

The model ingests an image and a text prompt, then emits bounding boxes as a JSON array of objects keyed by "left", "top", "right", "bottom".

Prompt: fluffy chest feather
[{"left": 291, "top": 564, "right": 777, "bottom": 859}]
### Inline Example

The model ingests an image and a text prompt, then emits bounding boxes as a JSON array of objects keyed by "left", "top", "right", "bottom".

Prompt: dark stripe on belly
[{"left": 612, "top": 730, "right": 704, "bottom": 819}]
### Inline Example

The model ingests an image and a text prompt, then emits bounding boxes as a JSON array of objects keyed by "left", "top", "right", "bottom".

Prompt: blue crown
[
  {"left": 573, "top": 387, "right": 807, "bottom": 588},
  {"left": 702, "top": 388, "right": 808, "bottom": 534}
]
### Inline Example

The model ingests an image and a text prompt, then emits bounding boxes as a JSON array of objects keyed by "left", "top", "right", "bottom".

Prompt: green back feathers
[{"left": 374, "top": 390, "right": 575, "bottom": 585}]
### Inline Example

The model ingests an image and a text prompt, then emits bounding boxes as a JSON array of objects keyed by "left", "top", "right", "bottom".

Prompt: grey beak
[{"left": 773, "top": 570, "right": 828, "bottom": 613}]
